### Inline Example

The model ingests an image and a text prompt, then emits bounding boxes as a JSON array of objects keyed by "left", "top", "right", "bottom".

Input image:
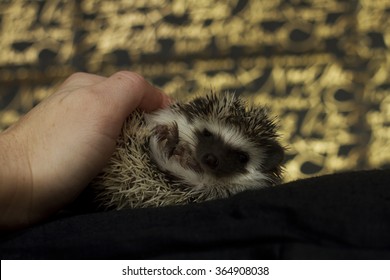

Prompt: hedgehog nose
[{"left": 202, "top": 153, "right": 219, "bottom": 169}]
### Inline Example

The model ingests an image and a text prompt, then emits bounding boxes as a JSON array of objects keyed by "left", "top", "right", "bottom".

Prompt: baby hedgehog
[{"left": 91, "top": 92, "right": 284, "bottom": 209}]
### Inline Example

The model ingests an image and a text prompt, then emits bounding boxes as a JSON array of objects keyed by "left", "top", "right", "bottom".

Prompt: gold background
[{"left": 0, "top": 0, "right": 389, "bottom": 182}]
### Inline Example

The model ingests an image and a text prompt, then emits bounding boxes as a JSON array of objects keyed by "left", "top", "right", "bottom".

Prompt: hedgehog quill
[{"left": 91, "top": 92, "right": 284, "bottom": 209}]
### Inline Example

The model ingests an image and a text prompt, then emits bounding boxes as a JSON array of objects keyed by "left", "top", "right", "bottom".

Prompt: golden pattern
[{"left": 0, "top": 0, "right": 389, "bottom": 182}]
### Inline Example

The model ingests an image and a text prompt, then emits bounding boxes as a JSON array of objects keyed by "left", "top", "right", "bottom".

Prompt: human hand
[{"left": 0, "top": 71, "right": 170, "bottom": 229}]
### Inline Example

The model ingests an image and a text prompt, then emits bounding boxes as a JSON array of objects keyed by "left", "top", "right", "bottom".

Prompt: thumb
[{"left": 91, "top": 71, "right": 170, "bottom": 120}]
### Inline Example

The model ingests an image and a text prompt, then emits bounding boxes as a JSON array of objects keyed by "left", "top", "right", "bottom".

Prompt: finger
[{"left": 91, "top": 71, "right": 170, "bottom": 117}]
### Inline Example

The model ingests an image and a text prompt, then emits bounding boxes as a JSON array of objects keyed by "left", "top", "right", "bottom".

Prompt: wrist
[{"left": 0, "top": 130, "right": 34, "bottom": 230}]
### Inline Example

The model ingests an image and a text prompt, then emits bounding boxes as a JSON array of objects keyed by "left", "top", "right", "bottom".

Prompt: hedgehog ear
[{"left": 263, "top": 141, "right": 284, "bottom": 171}]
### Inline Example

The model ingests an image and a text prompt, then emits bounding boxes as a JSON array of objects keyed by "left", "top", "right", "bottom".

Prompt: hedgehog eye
[
  {"left": 237, "top": 152, "right": 249, "bottom": 164},
  {"left": 202, "top": 129, "right": 212, "bottom": 137}
]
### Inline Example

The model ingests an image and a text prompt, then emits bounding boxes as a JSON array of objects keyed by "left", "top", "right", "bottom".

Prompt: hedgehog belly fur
[{"left": 91, "top": 110, "right": 209, "bottom": 210}]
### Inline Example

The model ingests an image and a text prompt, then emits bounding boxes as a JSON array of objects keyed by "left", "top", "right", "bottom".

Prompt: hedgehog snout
[{"left": 201, "top": 153, "right": 219, "bottom": 169}]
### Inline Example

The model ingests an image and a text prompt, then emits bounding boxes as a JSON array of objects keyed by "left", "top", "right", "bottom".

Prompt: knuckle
[
  {"left": 67, "top": 72, "right": 88, "bottom": 81},
  {"left": 60, "top": 72, "right": 89, "bottom": 88},
  {"left": 112, "top": 71, "right": 146, "bottom": 88}
]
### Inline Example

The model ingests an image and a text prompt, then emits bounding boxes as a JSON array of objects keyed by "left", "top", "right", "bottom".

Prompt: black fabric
[{"left": 1, "top": 169, "right": 390, "bottom": 259}]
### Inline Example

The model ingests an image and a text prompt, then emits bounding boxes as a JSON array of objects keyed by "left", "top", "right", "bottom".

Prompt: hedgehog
[{"left": 91, "top": 92, "right": 284, "bottom": 210}]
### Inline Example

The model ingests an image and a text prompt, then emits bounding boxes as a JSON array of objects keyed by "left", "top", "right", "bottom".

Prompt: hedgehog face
[
  {"left": 195, "top": 127, "right": 249, "bottom": 178},
  {"left": 145, "top": 94, "right": 284, "bottom": 194}
]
